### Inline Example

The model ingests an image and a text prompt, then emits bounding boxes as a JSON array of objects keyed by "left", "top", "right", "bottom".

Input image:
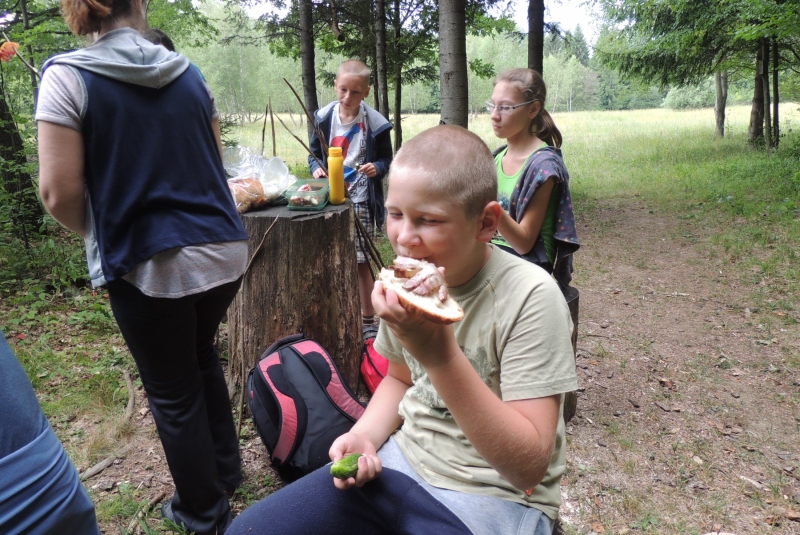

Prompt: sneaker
[
  {"left": 161, "top": 501, "right": 187, "bottom": 531},
  {"left": 162, "top": 500, "right": 231, "bottom": 535},
  {"left": 362, "top": 324, "right": 379, "bottom": 342}
]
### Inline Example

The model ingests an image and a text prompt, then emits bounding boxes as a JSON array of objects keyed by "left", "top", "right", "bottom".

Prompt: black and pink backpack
[{"left": 247, "top": 334, "right": 366, "bottom": 482}]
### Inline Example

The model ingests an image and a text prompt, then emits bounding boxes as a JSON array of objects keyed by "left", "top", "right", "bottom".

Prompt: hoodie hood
[
  {"left": 315, "top": 100, "right": 392, "bottom": 136},
  {"left": 42, "top": 28, "right": 190, "bottom": 88}
]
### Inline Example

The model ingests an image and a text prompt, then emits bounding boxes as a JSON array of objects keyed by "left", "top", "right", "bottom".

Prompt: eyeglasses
[{"left": 485, "top": 99, "right": 537, "bottom": 114}]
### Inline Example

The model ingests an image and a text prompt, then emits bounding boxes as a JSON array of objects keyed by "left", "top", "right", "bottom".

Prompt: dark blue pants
[
  {"left": 227, "top": 465, "right": 472, "bottom": 535},
  {"left": 107, "top": 277, "right": 243, "bottom": 535}
]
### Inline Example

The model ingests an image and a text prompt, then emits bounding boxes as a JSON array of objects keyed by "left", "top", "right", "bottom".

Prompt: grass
[{"left": 2, "top": 103, "right": 799, "bottom": 533}]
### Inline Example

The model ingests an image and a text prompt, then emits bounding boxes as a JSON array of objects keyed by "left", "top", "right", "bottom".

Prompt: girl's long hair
[{"left": 494, "top": 68, "right": 563, "bottom": 148}]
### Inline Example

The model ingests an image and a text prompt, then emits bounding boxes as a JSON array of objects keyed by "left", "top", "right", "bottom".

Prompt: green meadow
[{"left": 236, "top": 104, "right": 800, "bottom": 294}]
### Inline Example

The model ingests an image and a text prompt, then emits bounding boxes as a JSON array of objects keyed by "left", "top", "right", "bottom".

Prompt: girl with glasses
[{"left": 487, "top": 68, "right": 580, "bottom": 289}]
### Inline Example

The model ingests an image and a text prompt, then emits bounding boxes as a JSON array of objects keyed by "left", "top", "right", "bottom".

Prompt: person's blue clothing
[
  {"left": 0, "top": 331, "right": 100, "bottom": 535},
  {"left": 227, "top": 437, "right": 553, "bottom": 535}
]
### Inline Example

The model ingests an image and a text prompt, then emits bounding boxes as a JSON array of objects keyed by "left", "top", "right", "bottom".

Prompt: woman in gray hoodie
[{"left": 36, "top": 0, "right": 247, "bottom": 533}]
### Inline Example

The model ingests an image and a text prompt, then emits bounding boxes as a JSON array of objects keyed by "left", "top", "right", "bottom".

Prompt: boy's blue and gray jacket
[
  {"left": 308, "top": 101, "right": 393, "bottom": 228},
  {"left": 39, "top": 29, "right": 246, "bottom": 287}
]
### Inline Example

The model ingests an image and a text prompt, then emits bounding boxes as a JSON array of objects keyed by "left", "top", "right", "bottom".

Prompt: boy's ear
[
  {"left": 476, "top": 201, "right": 502, "bottom": 243},
  {"left": 363, "top": 84, "right": 371, "bottom": 98}
]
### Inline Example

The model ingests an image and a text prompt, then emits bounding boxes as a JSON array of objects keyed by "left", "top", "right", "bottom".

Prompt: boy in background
[
  {"left": 230, "top": 125, "right": 577, "bottom": 535},
  {"left": 309, "top": 59, "right": 393, "bottom": 340}
]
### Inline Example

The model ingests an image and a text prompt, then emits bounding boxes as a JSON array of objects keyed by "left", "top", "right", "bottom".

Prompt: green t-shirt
[
  {"left": 492, "top": 146, "right": 560, "bottom": 263},
  {"left": 374, "top": 248, "right": 578, "bottom": 519}
]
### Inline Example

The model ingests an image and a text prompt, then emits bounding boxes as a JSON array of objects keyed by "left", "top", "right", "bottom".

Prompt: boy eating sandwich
[{"left": 228, "top": 125, "right": 577, "bottom": 535}]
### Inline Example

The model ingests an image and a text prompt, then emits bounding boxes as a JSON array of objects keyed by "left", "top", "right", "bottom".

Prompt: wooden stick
[
  {"left": 351, "top": 190, "right": 384, "bottom": 270},
  {"left": 126, "top": 490, "right": 166, "bottom": 534},
  {"left": 80, "top": 442, "right": 135, "bottom": 481},
  {"left": 121, "top": 369, "right": 135, "bottom": 422},
  {"left": 236, "top": 344, "right": 248, "bottom": 439},
  {"left": 275, "top": 112, "right": 326, "bottom": 171},
  {"left": 283, "top": 78, "right": 328, "bottom": 156},
  {"left": 260, "top": 102, "right": 268, "bottom": 156},
  {"left": 269, "top": 98, "right": 277, "bottom": 157},
  {"left": 353, "top": 209, "right": 384, "bottom": 274},
  {"left": 243, "top": 216, "right": 280, "bottom": 277}
]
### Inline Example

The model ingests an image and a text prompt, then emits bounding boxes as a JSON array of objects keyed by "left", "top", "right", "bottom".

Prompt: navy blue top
[{"left": 78, "top": 66, "right": 247, "bottom": 283}]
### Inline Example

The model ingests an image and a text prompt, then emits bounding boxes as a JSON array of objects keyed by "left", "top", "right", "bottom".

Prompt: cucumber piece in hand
[{"left": 330, "top": 453, "right": 362, "bottom": 479}]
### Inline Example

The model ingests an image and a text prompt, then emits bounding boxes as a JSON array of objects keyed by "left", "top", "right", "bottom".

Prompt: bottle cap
[{"left": 329, "top": 147, "right": 342, "bottom": 157}]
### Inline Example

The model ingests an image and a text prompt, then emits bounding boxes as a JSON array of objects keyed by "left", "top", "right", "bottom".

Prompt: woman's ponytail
[{"left": 61, "top": 0, "right": 133, "bottom": 35}]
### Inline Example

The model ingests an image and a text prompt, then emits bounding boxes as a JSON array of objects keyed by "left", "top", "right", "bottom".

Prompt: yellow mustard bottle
[{"left": 328, "top": 147, "right": 345, "bottom": 205}]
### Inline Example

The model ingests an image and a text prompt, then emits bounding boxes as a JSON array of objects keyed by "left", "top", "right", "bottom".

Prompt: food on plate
[{"left": 379, "top": 257, "right": 464, "bottom": 324}]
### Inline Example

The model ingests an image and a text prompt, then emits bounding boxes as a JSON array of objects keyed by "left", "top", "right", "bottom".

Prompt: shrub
[{"left": 663, "top": 78, "right": 715, "bottom": 109}]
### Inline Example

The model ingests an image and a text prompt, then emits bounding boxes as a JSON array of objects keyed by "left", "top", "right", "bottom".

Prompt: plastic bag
[{"left": 223, "top": 147, "right": 296, "bottom": 213}]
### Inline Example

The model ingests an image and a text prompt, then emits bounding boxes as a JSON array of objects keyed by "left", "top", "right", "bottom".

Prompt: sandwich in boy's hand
[{"left": 379, "top": 257, "right": 464, "bottom": 324}]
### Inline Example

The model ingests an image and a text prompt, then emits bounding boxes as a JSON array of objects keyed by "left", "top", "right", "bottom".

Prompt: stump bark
[{"left": 227, "top": 202, "right": 362, "bottom": 401}]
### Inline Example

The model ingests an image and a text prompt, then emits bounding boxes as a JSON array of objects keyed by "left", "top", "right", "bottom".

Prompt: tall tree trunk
[
  {"left": 372, "top": 48, "right": 380, "bottom": 111},
  {"left": 762, "top": 39, "right": 772, "bottom": 149},
  {"left": 439, "top": 0, "right": 468, "bottom": 127},
  {"left": 0, "top": 82, "right": 41, "bottom": 245},
  {"left": 772, "top": 42, "right": 779, "bottom": 148},
  {"left": 528, "top": 0, "right": 544, "bottom": 74},
  {"left": 366, "top": 24, "right": 377, "bottom": 108},
  {"left": 374, "top": 0, "right": 390, "bottom": 119},
  {"left": 20, "top": 0, "right": 39, "bottom": 107},
  {"left": 394, "top": 66, "right": 403, "bottom": 152},
  {"left": 714, "top": 71, "right": 728, "bottom": 137},
  {"left": 299, "top": 0, "right": 319, "bottom": 141},
  {"left": 749, "top": 46, "right": 764, "bottom": 144},
  {"left": 392, "top": 0, "right": 403, "bottom": 151}
]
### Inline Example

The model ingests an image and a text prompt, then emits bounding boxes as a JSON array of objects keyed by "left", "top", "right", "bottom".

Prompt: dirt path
[
  {"left": 88, "top": 198, "right": 799, "bottom": 534},
  {"left": 561, "top": 199, "right": 800, "bottom": 534}
]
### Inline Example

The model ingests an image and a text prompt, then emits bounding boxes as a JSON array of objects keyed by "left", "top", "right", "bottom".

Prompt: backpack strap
[
  {"left": 262, "top": 333, "right": 307, "bottom": 357},
  {"left": 257, "top": 351, "right": 301, "bottom": 466},
  {"left": 292, "top": 340, "right": 366, "bottom": 421}
]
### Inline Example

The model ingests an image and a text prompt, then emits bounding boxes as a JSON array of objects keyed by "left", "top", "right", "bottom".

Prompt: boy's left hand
[
  {"left": 372, "top": 281, "right": 460, "bottom": 369},
  {"left": 329, "top": 432, "right": 382, "bottom": 489},
  {"left": 359, "top": 162, "right": 377, "bottom": 177}
]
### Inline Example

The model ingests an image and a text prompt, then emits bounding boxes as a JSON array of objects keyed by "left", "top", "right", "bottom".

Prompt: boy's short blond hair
[
  {"left": 337, "top": 60, "right": 371, "bottom": 86},
  {"left": 390, "top": 125, "right": 497, "bottom": 219}
]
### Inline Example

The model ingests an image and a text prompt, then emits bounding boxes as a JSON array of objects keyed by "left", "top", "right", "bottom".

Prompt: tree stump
[
  {"left": 227, "top": 202, "right": 362, "bottom": 402},
  {"left": 562, "top": 285, "right": 580, "bottom": 424}
]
